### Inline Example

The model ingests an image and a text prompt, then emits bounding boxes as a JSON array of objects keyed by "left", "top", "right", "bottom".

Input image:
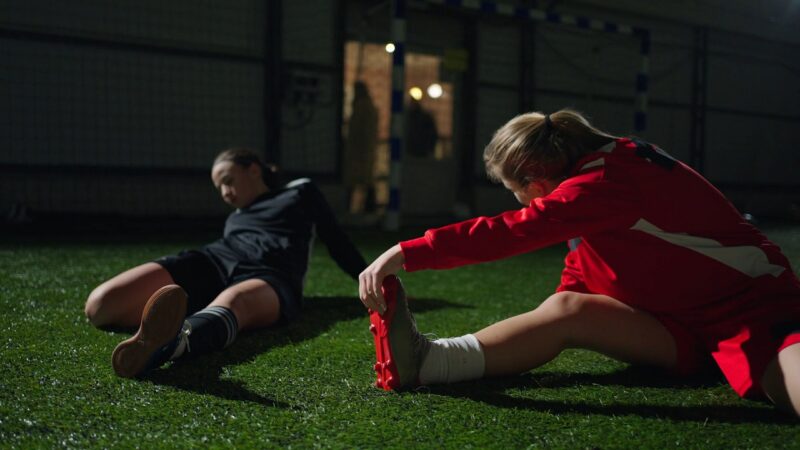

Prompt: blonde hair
[{"left": 483, "top": 109, "right": 617, "bottom": 185}]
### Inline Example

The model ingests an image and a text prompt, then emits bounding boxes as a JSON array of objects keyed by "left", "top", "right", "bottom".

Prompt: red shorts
[
  {"left": 656, "top": 306, "right": 800, "bottom": 398},
  {"left": 558, "top": 256, "right": 800, "bottom": 398}
]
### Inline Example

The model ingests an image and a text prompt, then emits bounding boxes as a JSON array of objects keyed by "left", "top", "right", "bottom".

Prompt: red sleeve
[{"left": 399, "top": 169, "right": 642, "bottom": 272}]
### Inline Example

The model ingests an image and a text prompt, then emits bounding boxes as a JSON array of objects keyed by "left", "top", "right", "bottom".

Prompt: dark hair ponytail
[{"left": 213, "top": 147, "right": 283, "bottom": 190}]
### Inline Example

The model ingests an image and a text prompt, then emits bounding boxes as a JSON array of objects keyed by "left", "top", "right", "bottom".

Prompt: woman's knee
[
  {"left": 538, "top": 291, "right": 606, "bottom": 344},
  {"left": 540, "top": 291, "right": 591, "bottom": 319},
  {"left": 84, "top": 281, "right": 132, "bottom": 327},
  {"left": 84, "top": 263, "right": 173, "bottom": 328},
  {"left": 84, "top": 284, "right": 112, "bottom": 327}
]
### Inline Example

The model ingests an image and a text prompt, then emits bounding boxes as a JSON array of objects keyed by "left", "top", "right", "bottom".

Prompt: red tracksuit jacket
[{"left": 400, "top": 138, "right": 799, "bottom": 315}]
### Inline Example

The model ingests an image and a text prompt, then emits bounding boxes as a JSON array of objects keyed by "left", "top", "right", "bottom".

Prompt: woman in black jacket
[{"left": 85, "top": 147, "right": 367, "bottom": 378}]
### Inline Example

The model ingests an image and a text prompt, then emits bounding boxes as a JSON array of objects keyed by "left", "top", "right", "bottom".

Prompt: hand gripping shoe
[
  {"left": 369, "top": 275, "right": 431, "bottom": 391},
  {"left": 112, "top": 284, "right": 188, "bottom": 378}
]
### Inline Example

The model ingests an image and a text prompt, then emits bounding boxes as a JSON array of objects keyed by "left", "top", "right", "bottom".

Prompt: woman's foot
[
  {"left": 111, "top": 285, "right": 188, "bottom": 378},
  {"left": 369, "top": 276, "right": 431, "bottom": 390}
]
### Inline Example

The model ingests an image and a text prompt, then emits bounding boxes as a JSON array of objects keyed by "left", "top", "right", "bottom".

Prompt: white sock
[{"left": 418, "top": 334, "right": 485, "bottom": 385}]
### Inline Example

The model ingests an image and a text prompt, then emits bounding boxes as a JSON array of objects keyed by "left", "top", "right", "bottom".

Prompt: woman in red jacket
[{"left": 359, "top": 109, "right": 800, "bottom": 416}]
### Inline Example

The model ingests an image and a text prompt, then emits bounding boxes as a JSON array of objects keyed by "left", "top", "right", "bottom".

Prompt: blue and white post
[
  {"left": 385, "top": 0, "right": 406, "bottom": 231},
  {"left": 384, "top": 0, "right": 650, "bottom": 227}
]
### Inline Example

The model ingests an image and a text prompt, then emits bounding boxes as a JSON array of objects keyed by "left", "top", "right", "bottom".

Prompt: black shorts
[{"left": 154, "top": 250, "right": 302, "bottom": 324}]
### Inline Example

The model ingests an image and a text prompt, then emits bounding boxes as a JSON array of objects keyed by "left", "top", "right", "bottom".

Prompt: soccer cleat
[
  {"left": 111, "top": 284, "right": 188, "bottom": 378},
  {"left": 369, "top": 275, "right": 431, "bottom": 391}
]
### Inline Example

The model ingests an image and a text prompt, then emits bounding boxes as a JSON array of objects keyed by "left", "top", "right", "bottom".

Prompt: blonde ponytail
[{"left": 483, "top": 109, "right": 617, "bottom": 185}]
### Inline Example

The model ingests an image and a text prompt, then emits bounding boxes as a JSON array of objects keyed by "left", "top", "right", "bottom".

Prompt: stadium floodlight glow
[
  {"left": 427, "top": 83, "right": 443, "bottom": 99},
  {"left": 409, "top": 86, "right": 423, "bottom": 100},
  {"left": 385, "top": 42, "right": 396, "bottom": 53}
]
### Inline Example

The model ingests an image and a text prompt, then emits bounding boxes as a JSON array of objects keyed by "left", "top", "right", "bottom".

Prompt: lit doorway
[{"left": 342, "top": 40, "right": 455, "bottom": 217}]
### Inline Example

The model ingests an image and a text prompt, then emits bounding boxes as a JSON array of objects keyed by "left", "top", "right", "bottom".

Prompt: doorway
[{"left": 342, "top": 40, "right": 457, "bottom": 218}]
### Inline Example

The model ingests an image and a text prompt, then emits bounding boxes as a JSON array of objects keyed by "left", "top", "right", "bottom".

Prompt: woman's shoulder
[
  {"left": 284, "top": 178, "right": 313, "bottom": 190},
  {"left": 278, "top": 178, "right": 324, "bottom": 206}
]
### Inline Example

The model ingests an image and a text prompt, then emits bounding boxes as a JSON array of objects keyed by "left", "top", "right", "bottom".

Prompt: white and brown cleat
[{"left": 111, "top": 284, "right": 187, "bottom": 378}]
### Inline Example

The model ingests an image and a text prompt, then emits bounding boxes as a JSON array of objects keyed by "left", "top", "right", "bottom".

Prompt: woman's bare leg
[
  {"left": 208, "top": 278, "right": 281, "bottom": 331},
  {"left": 761, "top": 343, "right": 800, "bottom": 417},
  {"left": 371, "top": 283, "right": 681, "bottom": 390},
  {"left": 109, "top": 278, "right": 282, "bottom": 377},
  {"left": 85, "top": 262, "right": 174, "bottom": 328},
  {"left": 475, "top": 291, "right": 678, "bottom": 376}
]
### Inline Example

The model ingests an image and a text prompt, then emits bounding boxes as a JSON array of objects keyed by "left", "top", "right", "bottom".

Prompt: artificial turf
[{"left": 1, "top": 225, "right": 799, "bottom": 448}]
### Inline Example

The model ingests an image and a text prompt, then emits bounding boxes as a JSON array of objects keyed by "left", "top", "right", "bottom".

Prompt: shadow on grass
[
  {"left": 141, "top": 295, "right": 465, "bottom": 407},
  {"left": 529, "top": 364, "right": 727, "bottom": 390},
  {"left": 428, "top": 367, "right": 797, "bottom": 424}
]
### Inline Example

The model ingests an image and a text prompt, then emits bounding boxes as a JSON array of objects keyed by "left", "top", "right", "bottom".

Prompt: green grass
[{"left": 1, "top": 226, "right": 799, "bottom": 448}]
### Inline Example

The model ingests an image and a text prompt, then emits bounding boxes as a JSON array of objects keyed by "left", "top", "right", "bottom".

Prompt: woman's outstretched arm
[{"left": 358, "top": 244, "right": 404, "bottom": 314}]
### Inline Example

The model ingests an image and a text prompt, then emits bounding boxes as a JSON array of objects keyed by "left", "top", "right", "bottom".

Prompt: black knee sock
[{"left": 176, "top": 306, "right": 239, "bottom": 359}]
